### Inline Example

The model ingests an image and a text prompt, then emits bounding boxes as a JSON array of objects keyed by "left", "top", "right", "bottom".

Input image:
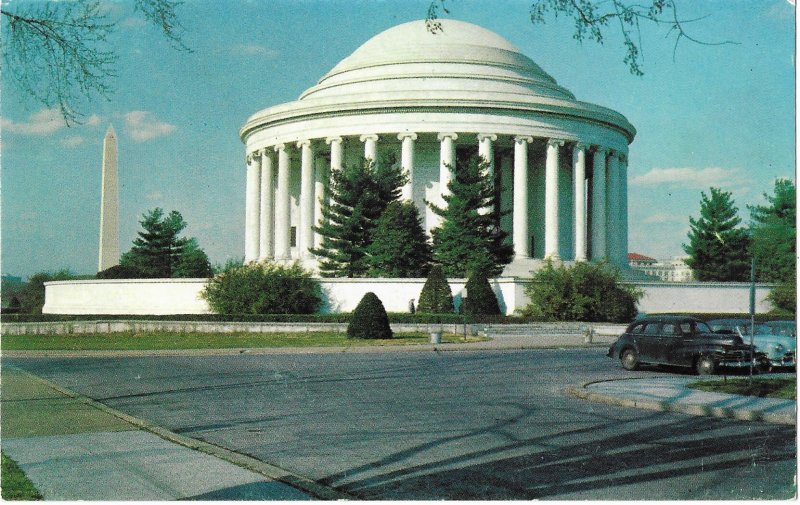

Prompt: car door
[
  {"left": 637, "top": 321, "right": 662, "bottom": 362},
  {"left": 660, "top": 322, "right": 686, "bottom": 365}
]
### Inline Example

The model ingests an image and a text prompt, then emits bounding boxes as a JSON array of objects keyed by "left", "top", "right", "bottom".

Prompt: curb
[
  {"left": 2, "top": 340, "right": 613, "bottom": 358},
  {"left": 565, "top": 380, "right": 796, "bottom": 426},
  {"left": 7, "top": 367, "right": 353, "bottom": 500}
]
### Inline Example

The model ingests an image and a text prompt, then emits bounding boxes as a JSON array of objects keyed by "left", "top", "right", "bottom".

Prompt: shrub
[
  {"left": 767, "top": 277, "right": 796, "bottom": 316},
  {"left": 96, "top": 264, "right": 145, "bottom": 279},
  {"left": 347, "top": 292, "right": 392, "bottom": 339},
  {"left": 417, "top": 265, "right": 454, "bottom": 313},
  {"left": 202, "top": 261, "right": 321, "bottom": 314},
  {"left": 462, "top": 269, "right": 501, "bottom": 315},
  {"left": 521, "top": 261, "right": 641, "bottom": 323}
]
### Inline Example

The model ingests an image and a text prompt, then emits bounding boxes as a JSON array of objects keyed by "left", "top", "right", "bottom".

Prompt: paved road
[{"left": 6, "top": 348, "right": 796, "bottom": 499}]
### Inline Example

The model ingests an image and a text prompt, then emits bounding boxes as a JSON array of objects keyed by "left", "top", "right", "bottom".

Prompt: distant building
[{"left": 628, "top": 253, "right": 695, "bottom": 282}]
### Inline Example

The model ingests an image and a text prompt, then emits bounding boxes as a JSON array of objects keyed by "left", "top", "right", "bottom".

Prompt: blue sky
[{"left": 1, "top": 0, "right": 795, "bottom": 279}]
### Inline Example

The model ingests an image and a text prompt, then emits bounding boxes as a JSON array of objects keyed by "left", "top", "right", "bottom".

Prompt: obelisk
[{"left": 98, "top": 124, "right": 120, "bottom": 272}]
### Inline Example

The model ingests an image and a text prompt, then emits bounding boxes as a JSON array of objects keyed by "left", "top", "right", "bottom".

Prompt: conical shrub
[
  {"left": 347, "top": 292, "right": 393, "bottom": 339},
  {"left": 463, "top": 269, "right": 501, "bottom": 315},
  {"left": 417, "top": 265, "right": 454, "bottom": 313}
]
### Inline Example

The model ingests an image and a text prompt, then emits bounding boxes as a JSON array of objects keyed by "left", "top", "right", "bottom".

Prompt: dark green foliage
[
  {"left": 18, "top": 269, "right": 79, "bottom": 314},
  {"left": 367, "top": 201, "right": 432, "bottom": 277},
  {"left": 2, "top": 452, "right": 43, "bottom": 500},
  {"left": 522, "top": 261, "right": 641, "bottom": 322},
  {"left": 96, "top": 263, "right": 145, "bottom": 279},
  {"left": 202, "top": 262, "right": 321, "bottom": 314},
  {"left": 347, "top": 292, "right": 393, "bottom": 339},
  {"left": 417, "top": 265, "right": 454, "bottom": 313},
  {"left": 171, "top": 238, "right": 213, "bottom": 278},
  {"left": 683, "top": 187, "right": 751, "bottom": 281},
  {"left": 428, "top": 156, "right": 513, "bottom": 277},
  {"left": 119, "top": 208, "right": 211, "bottom": 278},
  {"left": 767, "top": 277, "right": 796, "bottom": 316},
  {"left": 748, "top": 179, "right": 796, "bottom": 283},
  {"left": 462, "top": 269, "right": 501, "bottom": 315},
  {"left": 312, "top": 156, "right": 406, "bottom": 277}
]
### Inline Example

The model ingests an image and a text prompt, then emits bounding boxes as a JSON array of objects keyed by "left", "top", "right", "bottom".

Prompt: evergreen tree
[
  {"left": 311, "top": 156, "right": 405, "bottom": 277},
  {"left": 428, "top": 155, "right": 513, "bottom": 277},
  {"left": 119, "top": 208, "right": 210, "bottom": 278},
  {"left": 748, "top": 179, "right": 796, "bottom": 283},
  {"left": 683, "top": 187, "right": 750, "bottom": 281},
  {"left": 347, "top": 292, "right": 393, "bottom": 339},
  {"left": 417, "top": 265, "right": 454, "bottom": 313},
  {"left": 367, "top": 201, "right": 432, "bottom": 277},
  {"left": 462, "top": 268, "right": 501, "bottom": 315}
]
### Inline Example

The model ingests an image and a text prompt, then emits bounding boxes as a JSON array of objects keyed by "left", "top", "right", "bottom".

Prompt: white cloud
[
  {"left": 230, "top": 43, "right": 280, "bottom": 59},
  {"left": 85, "top": 114, "right": 102, "bottom": 126},
  {"left": 61, "top": 136, "right": 85, "bottom": 148},
  {"left": 123, "top": 111, "right": 176, "bottom": 142},
  {"left": 1, "top": 108, "right": 66, "bottom": 135},
  {"left": 120, "top": 16, "right": 147, "bottom": 29},
  {"left": 630, "top": 167, "right": 751, "bottom": 189},
  {"left": 146, "top": 191, "right": 164, "bottom": 201}
]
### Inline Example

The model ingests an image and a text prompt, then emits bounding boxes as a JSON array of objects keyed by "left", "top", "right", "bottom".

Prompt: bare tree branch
[
  {"left": 1, "top": 0, "right": 189, "bottom": 126},
  {"left": 426, "top": 0, "right": 739, "bottom": 76}
]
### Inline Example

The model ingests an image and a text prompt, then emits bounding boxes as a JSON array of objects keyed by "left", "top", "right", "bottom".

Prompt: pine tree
[
  {"left": 683, "top": 188, "right": 750, "bottom": 281},
  {"left": 748, "top": 179, "right": 796, "bottom": 283},
  {"left": 417, "top": 265, "right": 454, "bottom": 313},
  {"left": 347, "top": 292, "right": 393, "bottom": 339},
  {"left": 311, "top": 156, "right": 405, "bottom": 277},
  {"left": 428, "top": 155, "right": 513, "bottom": 277},
  {"left": 119, "top": 208, "right": 210, "bottom": 278},
  {"left": 367, "top": 201, "right": 432, "bottom": 277}
]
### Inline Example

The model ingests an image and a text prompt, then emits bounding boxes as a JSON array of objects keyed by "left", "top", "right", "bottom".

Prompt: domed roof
[{"left": 300, "top": 19, "right": 575, "bottom": 101}]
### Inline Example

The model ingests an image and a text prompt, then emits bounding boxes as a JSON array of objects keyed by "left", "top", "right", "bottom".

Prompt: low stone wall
[{"left": 41, "top": 278, "right": 775, "bottom": 317}]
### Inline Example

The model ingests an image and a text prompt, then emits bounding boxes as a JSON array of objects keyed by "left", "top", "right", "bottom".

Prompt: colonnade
[{"left": 244, "top": 132, "right": 629, "bottom": 270}]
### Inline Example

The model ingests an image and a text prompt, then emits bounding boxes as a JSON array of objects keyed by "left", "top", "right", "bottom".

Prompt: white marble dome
[{"left": 240, "top": 19, "right": 635, "bottom": 276}]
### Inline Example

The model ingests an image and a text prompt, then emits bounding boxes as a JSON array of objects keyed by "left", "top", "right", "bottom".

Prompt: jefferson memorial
[{"left": 240, "top": 19, "right": 635, "bottom": 276}]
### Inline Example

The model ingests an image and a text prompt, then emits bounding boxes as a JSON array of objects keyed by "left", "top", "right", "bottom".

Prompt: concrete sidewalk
[
  {"left": 567, "top": 375, "right": 797, "bottom": 425},
  {"left": 1, "top": 367, "right": 330, "bottom": 500}
]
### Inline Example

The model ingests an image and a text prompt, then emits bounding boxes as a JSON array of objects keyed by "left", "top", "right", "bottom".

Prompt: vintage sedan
[
  {"left": 708, "top": 319, "right": 796, "bottom": 371},
  {"left": 608, "top": 316, "right": 767, "bottom": 375}
]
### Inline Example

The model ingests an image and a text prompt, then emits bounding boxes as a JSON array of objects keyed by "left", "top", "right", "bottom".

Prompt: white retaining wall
[{"left": 42, "top": 278, "right": 775, "bottom": 316}]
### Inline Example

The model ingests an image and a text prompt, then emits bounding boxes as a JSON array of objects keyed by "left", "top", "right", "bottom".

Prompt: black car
[{"left": 607, "top": 316, "right": 767, "bottom": 375}]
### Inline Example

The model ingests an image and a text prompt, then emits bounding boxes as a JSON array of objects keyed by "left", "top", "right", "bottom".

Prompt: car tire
[
  {"left": 695, "top": 356, "right": 716, "bottom": 375},
  {"left": 621, "top": 349, "right": 639, "bottom": 371}
]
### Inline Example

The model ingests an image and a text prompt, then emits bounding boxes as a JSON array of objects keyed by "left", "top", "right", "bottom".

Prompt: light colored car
[{"left": 708, "top": 319, "right": 796, "bottom": 371}]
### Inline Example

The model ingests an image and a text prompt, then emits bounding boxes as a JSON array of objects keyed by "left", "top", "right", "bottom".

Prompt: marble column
[
  {"left": 398, "top": 132, "right": 417, "bottom": 201},
  {"left": 606, "top": 150, "right": 621, "bottom": 264},
  {"left": 544, "top": 138, "right": 564, "bottom": 260},
  {"left": 314, "top": 156, "right": 328, "bottom": 249},
  {"left": 573, "top": 143, "right": 588, "bottom": 262},
  {"left": 513, "top": 136, "right": 533, "bottom": 258},
  {"left": 619, "top": 153, "right": 629, "bottom": 266},
  {"left": 477, "top": 133, "right": 497, "bottom": 216},
  {"left": 258, "top": 148, "right": 274, "bottom": 261},
  {"left": 244, "top": 151, "right": 261, "bottom": 263},
  {"left": 437, "top": 132, "right": 458, "bottom": 198},
  {"left": 298, "top": 140, "right": 315, "bottom": 258},
  {"left": 327, "top": 136, "right": 343, "bottom": 172},
  {"left": 274, "top": 144, "right": 291, "bottom": 260},
  {"left": 591, "top": 147, "right": 608, "bottom": 260},
  {"left": 361, "top": 134, "right": 378, "bottom": 161}
]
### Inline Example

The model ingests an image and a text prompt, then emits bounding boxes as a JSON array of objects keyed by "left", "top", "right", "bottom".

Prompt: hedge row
[{"left": 0, "top": 313, "right": 537, "bottom": 324}]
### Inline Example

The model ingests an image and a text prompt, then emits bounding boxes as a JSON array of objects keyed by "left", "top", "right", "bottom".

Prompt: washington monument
[{"left": 98, "top": 124, "right": 120, "bottom": 271}]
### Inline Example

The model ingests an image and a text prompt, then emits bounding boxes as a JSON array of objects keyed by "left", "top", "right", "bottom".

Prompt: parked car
[
  {"left": 708, "top": 318, "right": 795, "bottom": 371},
  {"left": 608, "top": 316, "right": 768, "bottom": 375}
]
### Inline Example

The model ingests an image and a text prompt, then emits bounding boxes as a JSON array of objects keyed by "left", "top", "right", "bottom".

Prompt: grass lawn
[
  {"left": 1, "top": 453, "right": 42, "bottom": 500},
  {"left": 2, "top": 332, "right": 487, "bottom": 351},
  {"left": 687, "top": 377, "right": 796, "bottom": 400}
]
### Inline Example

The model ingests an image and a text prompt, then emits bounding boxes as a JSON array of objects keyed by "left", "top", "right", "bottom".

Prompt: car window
[
  {"left": 680, "top": 323, "right": 692, "bottom": 334},
  {"left": 661, "top": 323, "right": 681, "bottom": 337},
  {"left": 643, "top": 323, "right": 660, "bottom": 335},
  {"left": 629, "top": 323, "right": 645, "bottom": 334},
  {"left": 695, "top": 322, "right": 712, "bottom": 333}
]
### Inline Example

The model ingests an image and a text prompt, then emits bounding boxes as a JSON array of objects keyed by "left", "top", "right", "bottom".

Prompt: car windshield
[{"left": 695, "top": 322, "right": 712, "bottom": 333}]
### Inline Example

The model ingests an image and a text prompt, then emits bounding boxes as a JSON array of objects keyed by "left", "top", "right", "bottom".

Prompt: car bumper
[{"left": 718, "top": 358, "right": 763, "bottom": 368}]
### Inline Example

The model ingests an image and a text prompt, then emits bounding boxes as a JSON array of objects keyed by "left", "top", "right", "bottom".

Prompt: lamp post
[{"left": 462, "top": 286, "right": 468, "bottom": 341}]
